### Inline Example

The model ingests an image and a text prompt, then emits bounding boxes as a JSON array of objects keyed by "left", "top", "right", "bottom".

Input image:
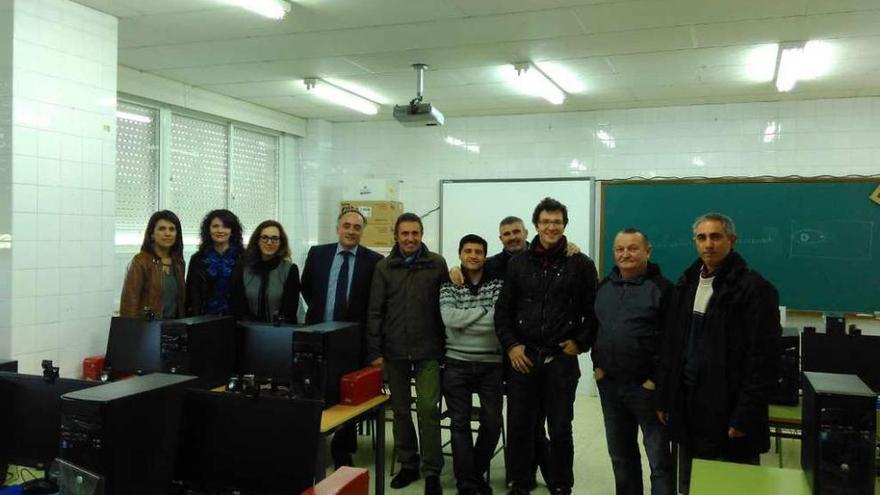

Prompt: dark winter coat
[{"left": 655, "top": 251, "right": 781, "bottom": 455}]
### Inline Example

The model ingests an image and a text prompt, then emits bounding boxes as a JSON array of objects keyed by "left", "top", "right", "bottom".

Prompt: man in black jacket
[
  {"left": 495, "top": 198, "right": 598, "bottom": 495},
  {"left": 300, "top": 207, "right": 383, "bottom": 468},
  {"left": 593, "top": 228, "right": 673, "bottom": 495},
  {"left": 655, "top": 213, "right": 781, "bottom": 494}
]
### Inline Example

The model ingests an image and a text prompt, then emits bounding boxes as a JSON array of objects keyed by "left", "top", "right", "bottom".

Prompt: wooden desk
[
  {"left": 768, "top": 400, "right": 802, "bottom": 467},
  {"left": 690, "top": 459, "right": 810, "bottom": 495},
  {"left": 321, "top": 395, "right": 390, "bottom": 495}
]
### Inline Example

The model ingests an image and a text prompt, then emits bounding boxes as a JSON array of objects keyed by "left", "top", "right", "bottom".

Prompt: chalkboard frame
[{"left": 598, "top": 176, "right": 880, "bottom": 313}]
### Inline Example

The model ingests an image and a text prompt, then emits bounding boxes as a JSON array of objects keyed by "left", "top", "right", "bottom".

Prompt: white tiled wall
[
  {"left": 1, "top": 0, "right": 117, "bottom": 376},
  {"left": 0, "top": 0, "right": 13, "bottom": 360},
  {"left": 295, "top": 98, "right": 880, "bottom": 252}
]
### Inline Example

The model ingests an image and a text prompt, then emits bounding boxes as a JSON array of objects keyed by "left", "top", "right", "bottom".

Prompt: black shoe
[
  {"left": 505, "top": 488, "right": 529, "bottom": 495},
  {"left": 549, "top": 489, "right": 571, "bottom": 495},
  {"left": 425, "top": 475, "right": 442, "bottom": 495},
  {"left": 474, "top": 478, "right": 493, "bottom": 495},
  {"left": 390, "top": 469, "right": 420, "bottom": 489}
]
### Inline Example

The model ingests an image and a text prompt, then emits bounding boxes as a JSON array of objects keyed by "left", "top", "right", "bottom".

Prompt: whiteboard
[
  {"left": 440, "top": 178, "right": 598, "bottom": 396},
  {"left": 440, "top": 178, "right": 595, "bottom": 262}
]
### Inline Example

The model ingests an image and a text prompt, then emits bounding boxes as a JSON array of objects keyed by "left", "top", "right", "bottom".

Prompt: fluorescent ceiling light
[
  {"left": 116, "top": 111, "right": 152, "bottom": 124},
  {"left": 227, "top": 0, "right": 291, "bottom": 19},
  {"left": 775, "top": 40, "right": 833, "bottom": 92},
  {"left": 745, "top": 44, "right": 779, "bottom": 82},
  {"left": 509, "top": 63, "right": 567, "bottom": 105},
  {"left": 534, "top": 61, "right": 586, "bottom": 93},
  {"left": 304, "top": 78, "right": 380, "bottom": 115}
]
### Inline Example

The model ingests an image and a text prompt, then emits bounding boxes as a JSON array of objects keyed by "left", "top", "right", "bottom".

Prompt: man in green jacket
[{"left": 367, "top": 212, "right": 449, "bottom": 495}]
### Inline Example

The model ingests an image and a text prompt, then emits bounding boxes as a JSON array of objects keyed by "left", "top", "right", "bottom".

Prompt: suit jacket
[{"left": 300, "top": 243, "right": 383, "bottom": 363}]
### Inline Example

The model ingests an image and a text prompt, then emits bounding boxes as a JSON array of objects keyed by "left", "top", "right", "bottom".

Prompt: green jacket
[{"left": 366, "top": 243, "right": 449, "bottom": 362}]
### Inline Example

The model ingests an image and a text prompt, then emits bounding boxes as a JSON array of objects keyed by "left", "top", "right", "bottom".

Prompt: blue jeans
[
  {"left": 442, "top": 358, "right": 503, "bottom": 492},
  {"left": 597, "top": 376, "right": 674, "bottom": 495}
]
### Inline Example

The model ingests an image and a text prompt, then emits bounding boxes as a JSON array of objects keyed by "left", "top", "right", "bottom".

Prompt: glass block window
[
  {"left": 231, "top": 127, "right": 279, "bottom": 235},
  {"left": 168, "top": 114, "right": 229, "bottom": 236},
  {"left": 115, "top": 102, "right": 158, "bottom": 239}
]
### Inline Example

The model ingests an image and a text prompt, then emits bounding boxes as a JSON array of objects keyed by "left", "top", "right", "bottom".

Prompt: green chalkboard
[{"left": 600, "top": 179, "right": 880, "bottom": 313}]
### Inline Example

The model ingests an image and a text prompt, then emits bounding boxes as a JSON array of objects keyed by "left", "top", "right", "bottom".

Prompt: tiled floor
[{"left": 334, "top": 394, "right": 879, "bottom": 494}]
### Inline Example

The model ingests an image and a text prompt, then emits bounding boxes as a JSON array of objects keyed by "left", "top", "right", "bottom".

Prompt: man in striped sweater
[{"left": 440, "top": 234, "right": 504, "bottom": 495}]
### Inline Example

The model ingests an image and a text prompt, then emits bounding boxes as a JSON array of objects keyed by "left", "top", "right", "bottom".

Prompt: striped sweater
[{"left": 439, "top": 273, "right": 504, "bottom": 363}]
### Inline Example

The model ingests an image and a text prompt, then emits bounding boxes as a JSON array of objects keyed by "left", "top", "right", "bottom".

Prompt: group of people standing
[
  {"left": 119, "top": 209, "right": 300, "bottom": 323},
  {"left": 117, "top": 197, "right": 782, "bottom": 495}
]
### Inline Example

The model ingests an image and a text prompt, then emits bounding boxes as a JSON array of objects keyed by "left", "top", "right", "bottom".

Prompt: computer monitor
[
  {"left": 237, "top": 322, "right": 298, "bottom": 384},
  {"left": 0, "top": 360, "right": 17, "bottom": 372},
  {"left": 0, "top": 372, "right": 100, "bottom": 480},
  {"left": 175, "top": 389, "right": 323, "bottom": 495},
  {"left": 103, "top": 317, "right": 163, "bottom": 377},
  {"left": 160, "top": 315, "right": 236, "bottom": 385}
]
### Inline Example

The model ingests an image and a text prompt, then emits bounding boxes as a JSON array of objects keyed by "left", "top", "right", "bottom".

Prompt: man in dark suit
[{"left": 301, "top": 207, "right": 383, "bottom": 468}]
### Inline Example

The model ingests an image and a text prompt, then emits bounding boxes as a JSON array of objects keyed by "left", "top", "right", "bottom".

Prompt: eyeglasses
[
  {"left": 538, "top": 219, "right": 564, "bottom": 227},
  {"left": 259, "top": 235, "right": 281, "bottom": 244}
]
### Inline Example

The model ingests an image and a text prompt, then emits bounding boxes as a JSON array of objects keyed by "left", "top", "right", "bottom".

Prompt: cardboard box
[
  {"left": 343, "top": 178, "right": 399, "bottom": 201},
  {"left": 339, "top": 201, "right": 403, "bottom": 248}
]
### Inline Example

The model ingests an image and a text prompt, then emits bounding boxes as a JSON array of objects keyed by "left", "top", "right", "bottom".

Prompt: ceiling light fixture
[
  {"left": 304, "top": 78, "right": 380, "bottom": 115},
  {"left": 228, "top": 0, "right": 291, "bottom": 20},
  {"left": 774, "top": 40, "right": 833, "bottom": 92},
  {"left": 511, "top": 63, "right": 567, "bottom": 105}
]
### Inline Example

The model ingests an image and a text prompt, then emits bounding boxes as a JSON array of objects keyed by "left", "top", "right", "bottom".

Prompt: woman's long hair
[
  {"left": 141, "top": 210, "right": 184, "bottom": 258},
  {"left": 198, "top": 209, "right": 244, "bottom": 254},
  {"left": 244, "top": 220, "right": 290, "bottom": 265}
]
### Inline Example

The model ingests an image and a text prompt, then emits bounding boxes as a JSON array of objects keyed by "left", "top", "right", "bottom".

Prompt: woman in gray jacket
[{"left": 231, "top": 220, "right": 300, "bottom": 323}]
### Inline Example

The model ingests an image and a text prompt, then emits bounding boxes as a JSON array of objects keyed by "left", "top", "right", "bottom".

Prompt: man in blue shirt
[{"left": 301, "top": 207, "right": 383, "bottom": 468}]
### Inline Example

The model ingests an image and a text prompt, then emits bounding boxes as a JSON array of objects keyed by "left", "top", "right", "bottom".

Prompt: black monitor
[
  {"left": 160, "top": 315, "right": 236, "bottom": 385},
  {"left": 237, "top": 322, "right": 298, "bottom": 384},
  {"left": 104, "top": 317, "right": 163, "bottom": 377},
  {"left": 175, "top": 389, "right": 323, "bottom": 495},
  {"left": 0, "top": 372, "right": 100, "bottom": 479},
  {"left": 0, "top": 360, "right": 17, "bottom": 372}
]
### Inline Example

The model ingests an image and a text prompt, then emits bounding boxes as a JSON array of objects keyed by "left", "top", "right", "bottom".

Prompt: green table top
[
  {"left": 690, "top": 460, "right": 810, "bottom": 495},
  {"left": 768, "top": 399, "right": 802, "bottom": 423}
]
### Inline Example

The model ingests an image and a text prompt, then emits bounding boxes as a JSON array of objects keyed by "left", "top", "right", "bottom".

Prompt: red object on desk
[
  {"left": 301, "top": 466, "right": 369, "bottom": 495},
  {"left": 82, "top": 355, "right": 105, "bottom": 380},
  {"left": 339, "top": 366, "right": 382, "bottom": 405}
]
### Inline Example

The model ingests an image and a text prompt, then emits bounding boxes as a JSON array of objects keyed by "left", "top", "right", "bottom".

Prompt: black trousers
[{"left": 506, "top": 351, "right": 580, "bottom": 492}]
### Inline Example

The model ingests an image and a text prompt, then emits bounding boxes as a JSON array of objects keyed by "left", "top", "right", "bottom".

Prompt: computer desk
[
  {"left": 689, "top": 459, "right": 810, "bottom": 495},
  {"left": 320, "top": 394, "right": 389, "bottom": 495},
  {"left": 768, "top": 400, "right": 802, "bottom": 467}
]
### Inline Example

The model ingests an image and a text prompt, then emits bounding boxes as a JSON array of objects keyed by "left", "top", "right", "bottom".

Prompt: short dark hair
[
  {"left": 458, "top": 234, "right": 487, "bottom": 254},
  {"left": 141, "top": 210, "right": 184, "bottom": 258},
  {"left": 245, "top": 220, "right": 291, "bottom": 264},
  {"left": 394, "top": 212, "right": 423, "bottom": 235},
  {"left": 338, "top": 207, "right": 367, "bottom": 227},
  {"left": 499, "top": 216, "right": 524, "bottom": 228},
  {"left": 617, "top": 227, "right": 650, "bottom": 245},
  {"left": 531, "top": 197, "right": 568, "bottom": 227},
  {"left": 198, "top": 209, "right": 244, "bottom": 254}
]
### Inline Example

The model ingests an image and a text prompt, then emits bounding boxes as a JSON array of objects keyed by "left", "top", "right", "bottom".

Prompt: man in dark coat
[
  {"left": 366, "top": 212, "right": 449, "bottom": 495},
  {"left": 593, "top": 228, "right": 674, "bottom": 495},
  {"left": 300, "top": 207, "right": 383, "bottom": 468},
  {"left": 655, "top": 213, "right": 781, "bottom": 494},
  {"left": 495, "top": 198, "right": 598, "bottom": 495}
]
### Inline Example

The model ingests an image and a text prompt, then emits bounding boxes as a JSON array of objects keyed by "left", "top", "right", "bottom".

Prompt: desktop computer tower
[
  {"left": 293, "top": 321, "right": 359, "bottom": 406},
  {"left": 160, "top": 315, "right": 236, "bottom": 385},
  {"left": 59, "top": 373, "right": 197, "bottom": 495},
  {"left": 769, "top": 327, "right": 800, "bottom": 405},
  {"left": 801, "top": 372, "right": 876, "bottom": 495},
  {"left": 0, "top": 360, "right": 16, "bottom": 372}
]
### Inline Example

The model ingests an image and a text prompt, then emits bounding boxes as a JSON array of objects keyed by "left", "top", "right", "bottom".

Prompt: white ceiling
[{"left": 72, "top": 0, "right": 880, "bottom": 122}]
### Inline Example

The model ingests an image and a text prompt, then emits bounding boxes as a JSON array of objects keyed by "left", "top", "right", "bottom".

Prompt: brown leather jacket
[{"left": 120, "top": 251, "right": 186, "bottom": 318}]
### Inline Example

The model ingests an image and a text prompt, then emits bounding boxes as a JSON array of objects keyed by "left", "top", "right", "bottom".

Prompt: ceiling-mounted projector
[{"left": 393, "top": 63, "right": 445, "bottom": 127}]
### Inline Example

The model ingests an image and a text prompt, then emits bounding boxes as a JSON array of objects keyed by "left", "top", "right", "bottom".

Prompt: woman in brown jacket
[{"left": 120, "top": 210, "right": 186, "bottom": 319}]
